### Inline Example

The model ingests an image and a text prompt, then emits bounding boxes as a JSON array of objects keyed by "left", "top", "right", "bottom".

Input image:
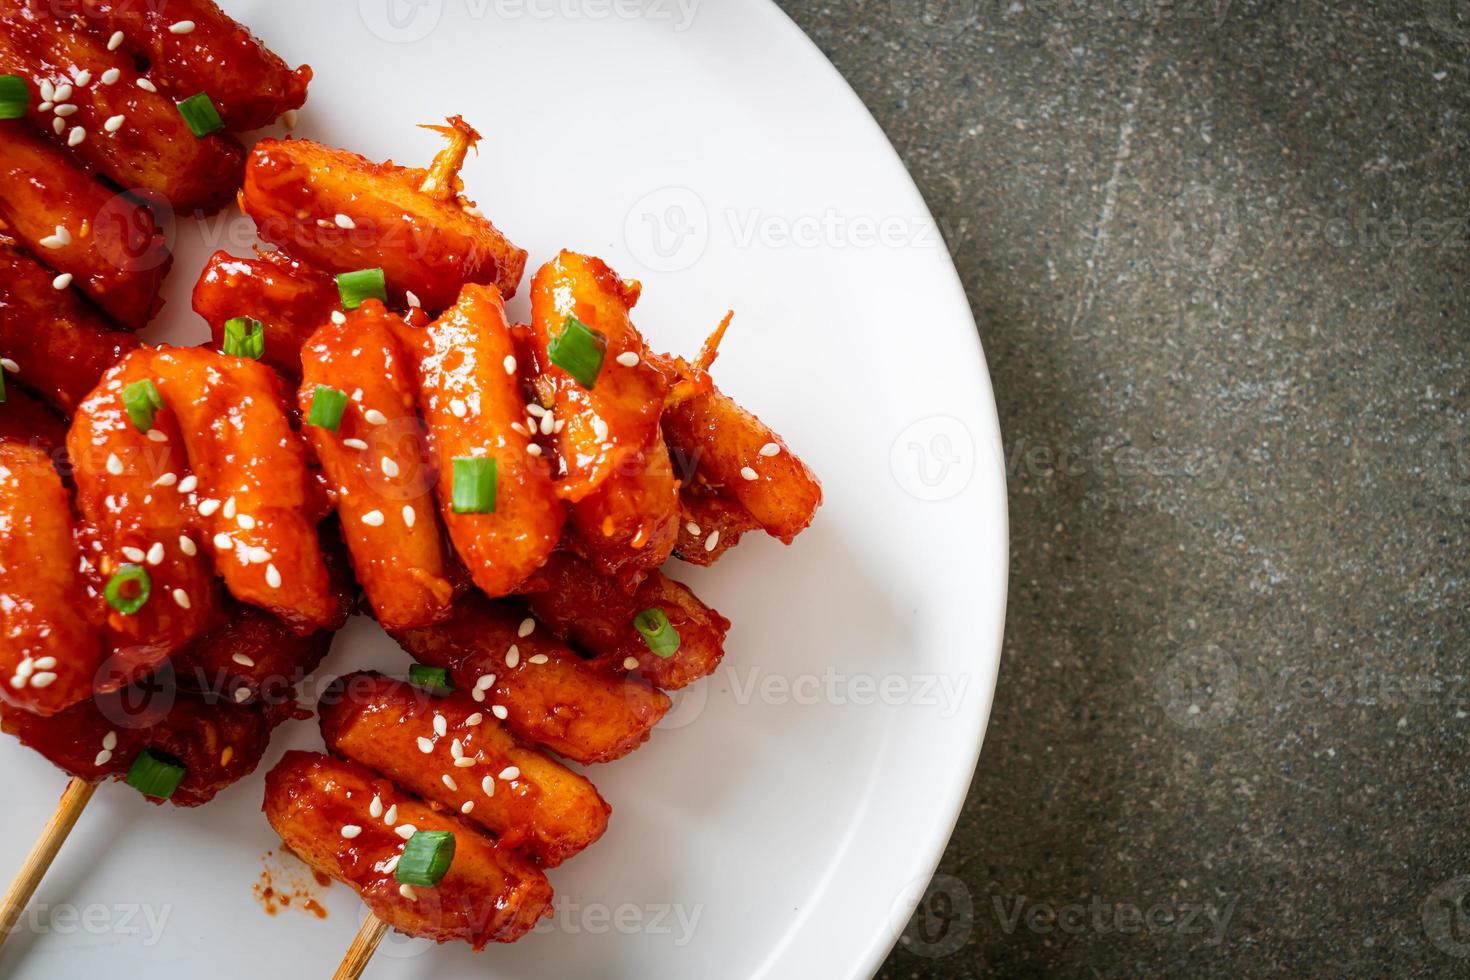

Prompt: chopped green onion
[
  {"left": 306, "top": 385, "right": 348, "bottom": 432},
  {"left": 0, "top": 75, "right": 28, "bottom": 120},
  {"left": 176, "top": 92, "right": 224, "bottom": 138},
  {"left": 634, "top": 608, "right": 680, "bottom": 659},
  {"left": 548, "top": 316, "right": 608, "bottom": 389},
  {"left": 409, "top": 665, "right": 453, "bottom": 693},
  {"left": 0, "top": 368, "right": 6, "bottom": 404},
  {"left": 125, "top": 749, "right": 186, "bottom": 800},
  {"left": 121, "top": 379, "right": 164, "bottom": 433},
  {"left": 223, "top": 317, "right": 265, "bottom": 360},
  {"left": 395, "top": 830, "right": 456, "bottom": 887},
  {"left": 337, "top": 268, "right": 386, "bottom": 310},
  {"left": 451, "top": 457, "right": 497, "bottom": 514},
  {"left": 105, "top": 564, "right": 152, "bottom": 616}
]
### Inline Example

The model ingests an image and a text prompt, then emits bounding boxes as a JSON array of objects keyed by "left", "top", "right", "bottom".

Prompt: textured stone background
[{"left": 772, "top": 0, "right": 1470, "bottom": 976}]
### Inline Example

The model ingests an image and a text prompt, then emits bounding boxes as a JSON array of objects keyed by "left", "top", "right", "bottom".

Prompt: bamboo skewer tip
[
  {"left": 0, "top": 776, "right": 98, "bottom": 951},
  {"left": 334, "top": 913, "right": 389, "bottom": 980}
]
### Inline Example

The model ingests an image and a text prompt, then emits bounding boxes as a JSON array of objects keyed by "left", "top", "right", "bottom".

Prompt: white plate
[{"left": 0, "top": 2, "right": 1008, "bottom": 978}]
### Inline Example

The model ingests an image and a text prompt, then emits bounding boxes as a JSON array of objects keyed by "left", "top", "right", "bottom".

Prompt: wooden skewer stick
[
  {"left": 0, "top": 777, "right": 97, "bottom": 950},
  {"left": 334, "top": 914, "right": 389, "bottom": 980}
]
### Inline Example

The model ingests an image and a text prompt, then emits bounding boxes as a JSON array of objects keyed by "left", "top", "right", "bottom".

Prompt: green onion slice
[
  {"left": 105, "top": 564, "right": 152, "bottom": 616},
  {"left": 395, "top": 830, "right": 456, "bottom": 887},
  {"left": 634, "top": 608, "right": 680, "bottom": 659},
  {"left": 0, "top": 75, "right": 28, "bottom": 120},
  {"left": 125, "top": 749, "right": 186, "bottom": 800},
  {"left": 176, "top": 92, "right": 224, "bottom": 138},
  {"left": 337, "top": 268, "right": 386, "bottom": 311},
  {"left": 548, "top": 316, "right": 607, "bottom": 389},
  {"left": 451, "top": 457, "right": 497, "bottom": 514},
  {"left": 223, "top": 317, "right": 265, "bottom": 360},
  {"left": 0, "top": 367, "right": 6, "bottom": 404},
  {"left": 409, "top": 665, "right": 453, "bottom": 693},
  {"left": 306, "top": 385, "right": 348, "bottom": 432},
  {"left": 121, "top": 379, "right": 164, "bottom": 433}
]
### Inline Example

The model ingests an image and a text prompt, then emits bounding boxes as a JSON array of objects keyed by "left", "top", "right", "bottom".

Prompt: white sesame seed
[
  {"left": 453, "top": 756, "right": 476, "bottom": 769},
  {"left": 475, "top": 674, "right": 496, "bottom": 691},
  {"left": 67, "top": 125, "right": 86, "bottom": 147},
  {"left": 107, "top": 31, "right": 124, "bottom": 51},
  {"left": 75, "top": 68, "right": 92, "bottom": 85},
  {"left": 222, "top": 496, "right": 236, "bottom": 519},
  {"left": 104, "top": 114, "right": 125, "bottom": 134},
  {"left": 503, "top": 355, "right": 516, "bottom": 375},
  {"left": 705, "top": 530, "right": 721, "bottom": 552},
  {"left": 237, "top": 513, "right": 256, "bottom": 530},
  {"left": 153, "top": 472, "right": 177, "bottom": 487},
  {"left": 30, "top": 672, "right": 57, "bottom": 689},
  {"left": 481, "top": 776, "right": 495, "bottom": 796},
  {"left": 232, "top": 653, "right": 255, "bottom": 668},
  {"left": 450, "top": 398, "right": 467, "bottom": 418},
  {"left": 525, "top": 403, "right": 546, "bottom": 418},
  {"left": 149, "top": 430, "right": 170, "bottom": 444},
  {"left": 499, "top": 766, "right": 520, "bottom": 781},
  {"left": 460, "top": 801, "right": 474, "bottom": 814},
  {"left": 106, "top": 453, "right": 124, "bottom": 476},
  {"left": 265, "top": 564, "right": 281, "bottom": 589},
  {"left": 511, "top": 422, "right": 529, "bottom": 437},
  {"left": 102, "top": 730, "right": 117, "bottom": 750},
  {"left": 334, "top": 213, "right": 355, "bottom": 229},
  {"left": 398, "top": 883, "right": 417, "bottom": 901},
  {"left": 505, "top": 646, "right": 520, "bottom": 669},
  {"left": 381, "top": 854, "right": 399, "bottom": 875},
  {"left": 416, "top": 736, "right": 434, "bottom": 754},
  {"left": 384, "top": 804, "right": 398, "bottom": 826},
  {"left": 213, "top": 532, "right": 233, "bottom": 551},
  {"left": 94, "top": 750, "right": 112, "bottom": 767},
  {"left": 121, "top": 546, "right": 145, "bottom": 562},
  {"left": 395, "top": 824, "right": 417, "bottom": 840},
  {"left": 53, "top": 84, "right": 72, "bottom": 102},
  {"left": 362, "top": 509, "right": 385, "bottom": 527},
  {"left": 9, "top": 676, "right": 27, "bottom": 690},
  {"left": 592, "top": 417, "right": 609, "bottom": 443},
  {"left": 616, "top": 351, "right": 640, "bottom": 367},
  {"left": 176, "top": 474, "right": 196, "bottom": 493},
  {"left": 623, "top": 656, "right": 640, "bottom": 670},
  {"left": 15, "top": 659, "right": 32, "bottom": 679},
  {"left": 198, "top": 498, "right": 220, "bottom": 516},
  {"left": 491, "top": 704, "right": 508, "bottom": 720},
  {"left": 449, "top": 738, "right": 463, "bottom": 759},
  {"left": 526, "top": 443, "right": 542, "bottom": 458},
  {"left": 741, "top": 466, "right": 759, "bottom": 481},
  {"left": 247, "top": 546, "right": 270, "bottom": 564},
  {"left": 402, "top": 505, "right": 416, "bottom": 528},
  {"left": 528, "top": 654, "right": 549, "bottom": 665},
  {"left": 441, "top": 774, "right": 457, "bottom": 791},
  {"left": 465, "top": 713, "right": 483, "bottom": 726},
  {"left": 330, "top": 311, "right": 347, "bottom": 325},
  {"left": 433, "top": 714, "right": 448, "bottom": 737},
  {"left": 340, "top": 824, "right": 363, "bottom": 839},
  {"left": 146, "top": 542, "right": 165, "bottom": 566},
  {"left": 365, "top": 409, "right": 388, "bottom": 426},
  {"left": 399, "top": 289, "right": 419, "bottom": 309},
  {"left": 369, "top": 795, "right": 384, "bottom": 818},
  {"left": 101, "top": 67, "right": 121, "bottom": 85},
  {"left": 39, "top": 232, "right": 66, "bottom": 250},
  {"left": 54, "top": 273, "right": 74, "bottom": 291},
  {"left": 178, "top": 535, "right": 197, "bottom": 556},
  {"left": 173, "top": 589, "right": 191, "bottom": 609},
  {"left": 343, "top": 438, "right": 368, "bottom": 451},
  {"left": 380, "top": 457, "right": 400, "bottom": 478},
  {"left": 760, "top": 442, "right": 782, "bottom": 457},
  {"left": 539, "top": 412, "right": 555, "bottom": 436},
  {"left": 169, "top": 20, "right": 196, "bottom": 34},
  {"left": 39, "top": 80, "right": 54, "bottom": 101},
  {"left": 136, "top": 78, "right": 156, "bottom": 93},
  {"left": 518, "top": 618, "right": 535, "bottom": 638},
  {"left": 686, "top": 522, "right": 702, "bottom": 536},
  {"left": 281, "top": 109, "right": 297, "bottom": 130},
  {"left": 471, "top": 687, "right": 485, "bottom": 702},
  {"left": 34, "top": 657, "right": 55, "bottom": 671}
]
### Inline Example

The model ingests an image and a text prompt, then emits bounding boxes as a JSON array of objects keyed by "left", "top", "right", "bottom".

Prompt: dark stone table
[{"left": 774, "top": 1, "right": 1470, "bottom": 975}]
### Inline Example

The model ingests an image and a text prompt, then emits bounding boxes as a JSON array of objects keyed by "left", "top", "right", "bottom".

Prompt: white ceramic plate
[{"left": 0, "top": 2, "right": 1008, "bottom": 977}]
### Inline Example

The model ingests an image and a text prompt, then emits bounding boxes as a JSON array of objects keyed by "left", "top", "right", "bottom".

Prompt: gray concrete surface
[{"left": 773, "top": 0, "right": 1470, "bottom": 976}]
